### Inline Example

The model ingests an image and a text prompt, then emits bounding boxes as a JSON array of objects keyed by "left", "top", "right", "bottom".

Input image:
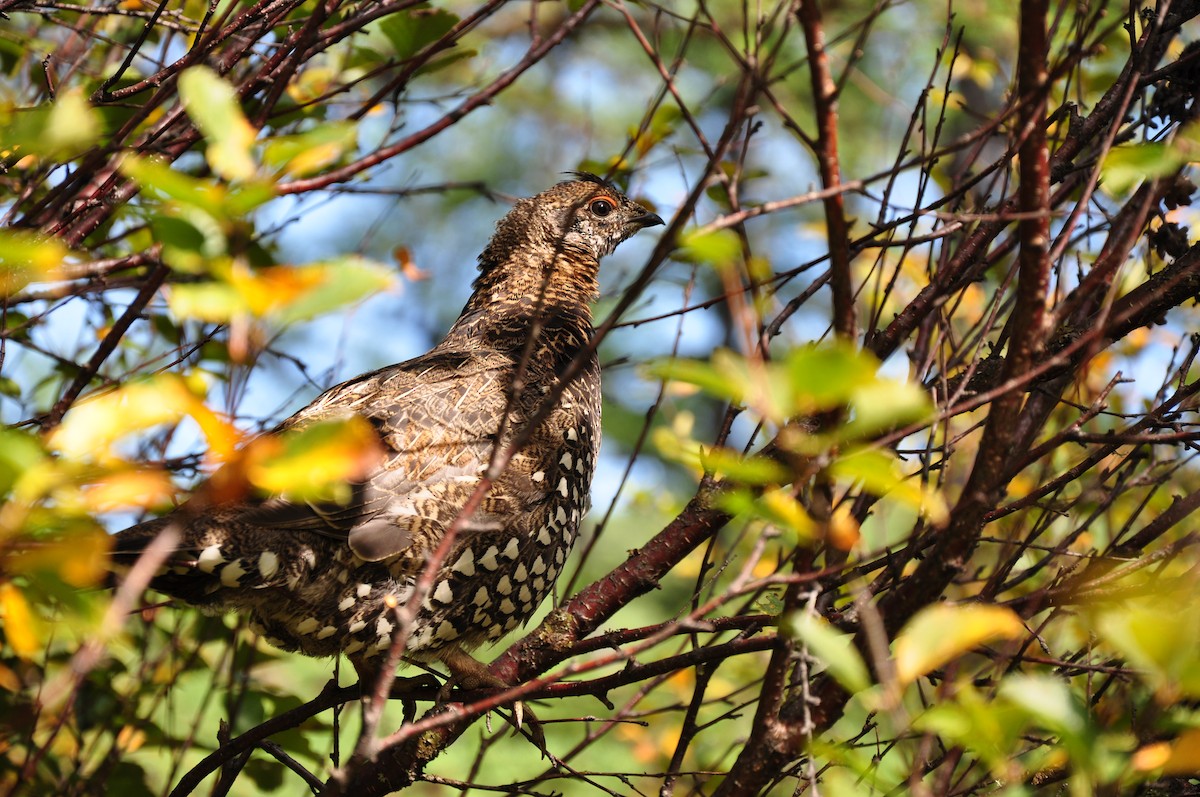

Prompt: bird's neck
[{"left": 445, "top": 250, "right": 598, "bottom": 349}]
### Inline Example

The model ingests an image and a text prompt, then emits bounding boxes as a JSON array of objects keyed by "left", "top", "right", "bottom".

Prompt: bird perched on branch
[{"left": 114, "top": 173, "right": 663, "bottom": 685}]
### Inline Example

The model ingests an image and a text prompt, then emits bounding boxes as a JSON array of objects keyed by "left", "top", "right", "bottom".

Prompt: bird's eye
[{"left": 589, "top": 198, "right": 615, "bottom": 217}]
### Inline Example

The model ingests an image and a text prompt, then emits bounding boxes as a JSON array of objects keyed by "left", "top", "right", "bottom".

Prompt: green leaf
[
  {"left": 272, "top": 257, "right": 395, "bottom": 324},
  {"left": 379, "top": 7, "right": 459, "bottom": 60},
  {"left": 262, "top": 121, "right": 358, "bottom": 177},
  {"left": 697, "top": 447, "right": 789, "bottom": 484},
  {"left": 1094, "top": 590, "right": 1200, "bottom": 699},
  {"left": 246, "top": 417, "right": 382, "bottom": 502},
  {"left": 998, "top": 674, "right": 1086, "bottom": 737},
  {"left": 893, "top": 603, "right": 1023, "bottom": 685},
  {"left": 678, "top": 227, "right": 741, "bottom": 266},
  {"left": 782, "top": 612, "right": 871, "bottom": 692},
  {"left": 1101, "top": 142, "right": 1185, "bottom": 195},
  {"left": 782, "top": 342, "right": 880, "bottom": 409},
  {"left": 167, "top": 281, "right": 244, "bottom": 323},
  {"left": 120, "top": 155, "right": 229, "bottom": 217},
  {"left": 0, "top": 89, "right": 98, "bottom": 159},
  {"left": 842, "top": 379, "right": 932, "bottom": 440},
  {"left": 829, "top": 447, "right": 947, "bottom": 525},
  {"left": 178, "top": 66, "right": 258, "bottom": 180},
  {"left": 0, "top": 230, "right": 69, "bottom": 295},
  {"left": 0, "top": 429, "right": 47, "bottom": 495}
]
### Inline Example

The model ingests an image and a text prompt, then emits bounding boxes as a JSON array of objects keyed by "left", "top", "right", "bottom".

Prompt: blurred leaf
[
  {"left": 829, "top": 448, "right": 947, "bottom": 526},
  {"left": 82, "top": 468, "right": 177, "bottom": 513},
  {"left": 0, "top": 230, "right": 68, "bottom": 295},
  {"left": 1101, "top": 143, "right": 1183, "bottom": 195},
  {"left": 178, "top": 66, "right": 258, "bottom": 180},
  {"left": 152, "top": 214, "right": 226, "bottom": 273},
  {"left": 121, "top": 155, "right": 228, "bottom": 218},
  {"left": 1133, "top": 728, "right": 1200, "bottom": 775},
  {"left": 262, "top": 120, "right": 357, "bottom": 177},
  {"left": 48, "top": 374, "right": 240, "bottom": 463},
  {"left": 1094, "top": 591, "right": 1200, "bottom": 700},
  {"left": 273, "top": 257, "right": 395, "bottom": 324},
  {"left": 782, "top": 612, "right": 871, "bottom": 692},
  {"left": 379, "top": 7, "right": 459, "bottom": 60},
  {"left": 698, "top": 447, "right": 788, "bottom": 483},
  {"left": 998, "top": 674, "right": 1086, "bottom": 737},
  {"left": 782, "top": 342, "right": 880, "bottom": 409},
  {"left": 0, "top": 583, "right": 40, "bottom": 659},
  {"left": 169, "top": 258, "right": 394, "bottom": 325},
  {"left": 167, "top": 280, "right": 245, "bottom": 322},
  {"left": 246, "top": 416, "right": 383, "bottom": 502},
  {"left": 894, "top": 604, "right": 1023, "bottom": 685},
  {"left": 915, "top": 684, "right": 1030, "bottom": 779},
  {"left": 842, "top": 379, "right": 933, "bottom": 440},
  {"left": 649, "top": 343, "right": 914, "bottom": 428},
  {"left": 9, "top": 527, "right": 111, "bottom": 587},
  {"left": 0, "top": 429, "right": 47, "bottom": 495},
  {"left": 0, "top": 89, "right": 98, "bottom": 159},
  {"left": 679, "top": 227, "right": 741, "bottom": 266}
]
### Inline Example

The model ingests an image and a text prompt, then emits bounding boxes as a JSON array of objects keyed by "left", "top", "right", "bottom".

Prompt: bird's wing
[{"left": 239, "top": 348, "right": 521, "bottom": 563}]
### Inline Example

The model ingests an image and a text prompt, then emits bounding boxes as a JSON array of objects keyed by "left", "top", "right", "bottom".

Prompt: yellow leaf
[
  {"left": 0, "top": 583, "right": 40, "bottom": 659},
  {"left": 246, "top": 417, "right": 383, "bottom": 500},
  {"left": 894, "top": 604, "right": 1024, "bottom": 685},
  {"left": 9, "top": 529, "right": 112, "bottom": 587},
  {"left": 83, "top": 468, "right": 176, "bottom": 512},
  {"left": 1133, "top": 728, "right": 1200, "bottom": 774},
  {"left": 116, "top": 725, "right": 146, "bottom": 754},
  {"left": 0, "top": 662, "right": 20, "bottom": 692},
  {"left": 49, "top": 375, "right": 241, "bottom": 464}
]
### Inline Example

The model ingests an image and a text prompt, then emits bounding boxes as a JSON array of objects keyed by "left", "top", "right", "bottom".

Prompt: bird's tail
[{"left": 111, "top": 513, "right": 302, "bottom": 607}]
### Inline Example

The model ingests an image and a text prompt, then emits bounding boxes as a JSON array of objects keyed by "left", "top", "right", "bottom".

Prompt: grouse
[{"left": 113, "top": 173, "right": 663, "bottom": 680}]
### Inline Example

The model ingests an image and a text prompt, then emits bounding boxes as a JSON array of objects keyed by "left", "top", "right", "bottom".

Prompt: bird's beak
[{"left": 632, "top": 208, "right": 665, "bottom": 228}]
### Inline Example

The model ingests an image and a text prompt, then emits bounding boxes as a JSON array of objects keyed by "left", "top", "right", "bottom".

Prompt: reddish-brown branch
[
  {"left": 797, "top": 0, "right": 855, "bottom": 340},
  {"left": 278, "top": 0, "right": 601, "bottom": 195}
]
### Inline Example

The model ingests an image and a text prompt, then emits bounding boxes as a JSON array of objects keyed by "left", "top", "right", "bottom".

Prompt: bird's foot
[{"left": 439, "top": 647, "right": 546, "bottom": 751}]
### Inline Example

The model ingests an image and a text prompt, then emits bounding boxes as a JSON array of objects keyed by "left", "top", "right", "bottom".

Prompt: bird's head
[{"left": 476, "top": 173, "right": 664, "bottom": 283}]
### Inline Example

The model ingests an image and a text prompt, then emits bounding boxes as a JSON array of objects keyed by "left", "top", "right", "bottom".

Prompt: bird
[{"left": 112, "top": 173, "right": 664, "bottom": 689}]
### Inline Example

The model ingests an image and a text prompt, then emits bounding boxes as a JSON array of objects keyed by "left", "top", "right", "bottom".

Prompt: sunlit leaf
[
  {"left": 48, "top": 374, "right": 240, "bottom": 463},
  {"left": 1094, "top": 591, "right": 1200, "bottom": 700},
  {"left": 782, "top": 612, "right": 871, "bottom": 692},
  {"left": 679, "top": 227, "right": 741, "bottom": 266},
  {"left": 9, "top": 528, "right": 111, "bottom": 587},
  {"left": 829, "top": 448, "right": 947, "bottom": 526},
  {"left": 783, "top": 342, "right": 880, "bottom": 408},
  {"left": 697, "top": 446, "right": 788, "bottom": 484},
  {"left": 1133, "top": 728, "right": 1200, "bottom": 775},
  {"left": 168, "top": 258, "right": 394, "bottom": 325},
  {"left": 120, "top": 155, "right": 228, "bottom": 218},
  {"left": 842, "top": 379, "right": 932, "bottom": 439},
  {"left": 82, "top": 468, "right": 177, "bottom": 512},
  {"left": 272, "top": 257, "right": 395, "bottom": 324},
  {"left": 998, "top": 674, "right": 1086, "bottom": 736},
  {"left": 0, "top": 89, "right": 98, "bottom": 159},
  {"left": 915, "top": 683, "right": 1030, "bottom": 779},
  {"left": 894, "top": 603, "right": 1023, "bottom": 685},
  {"left": 245, "top": 417, "right": 383, "bottom": 502},
  {"left": 0, "top": 230, "right": 68, "bottom": 295},
  {"left": 0, "top": 583, "right": 40, "bottom": 659},
  {"left": 262, "top": 121, "right": 357, "bottom": 177},
  {"left": 0, "top": 428, "right": 47, "bottom": 495},
  {"left": 178, "top": 66, "right": 258, "bottom": 180},
  {"left": 1101, "top": 142, "right": 1185, "bottom": 195}
]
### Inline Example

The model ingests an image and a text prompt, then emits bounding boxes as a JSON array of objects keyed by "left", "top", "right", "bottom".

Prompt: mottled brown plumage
[{"left": 114, "top": 174, "right": 662, "bottom": 672}]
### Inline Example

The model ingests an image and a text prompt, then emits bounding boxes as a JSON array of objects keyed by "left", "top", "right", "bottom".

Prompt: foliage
[{"left": 1, "top": 0, "right": 1200, "bottom": 795}]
